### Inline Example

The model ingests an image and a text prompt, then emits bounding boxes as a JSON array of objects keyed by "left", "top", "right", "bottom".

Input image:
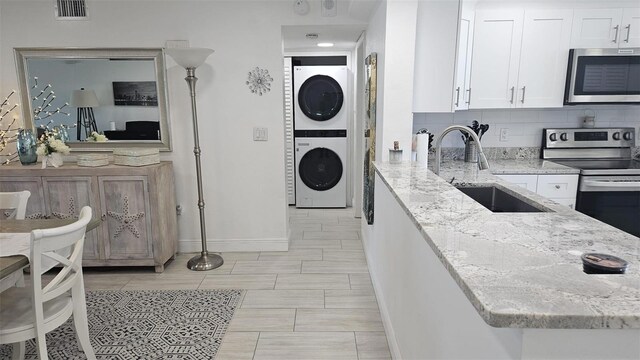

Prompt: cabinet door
[
  {"left": 570, "top": 9, "right": 624, "bottom": 48},
  {"left": 496, "top": 174, "right": 538, "bottom": 193},
  {"left": 620, "top": 8, "right": 640, "bottom": 48},
  {"left": 516, "top": 10, "right": 573, "bottom": 108},
  {"left": 99, "top": 176, "right": 153, "bottom": 260},
  {"left": 454, "top": 12, "right": 474, "bottom": 110},
  {"left": 469, "top": 10, "right": 524, "bottom": 109},
  {"left": 536, "top": 174, "right": 579, "bottom": 199},
  {"left": 0, "top": 177, "right": 46, "bottom": 219},
  {"left": 42, "top": 177, "right": 100, "bottom": 260}
]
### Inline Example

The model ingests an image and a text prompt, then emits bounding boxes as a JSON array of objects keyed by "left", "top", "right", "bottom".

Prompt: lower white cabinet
[
  {"left": 0, "top": 162, "right": 177, "bottom": 272},
  {"left": 497, "top": 174, "right": 578, "bottom": 209}
]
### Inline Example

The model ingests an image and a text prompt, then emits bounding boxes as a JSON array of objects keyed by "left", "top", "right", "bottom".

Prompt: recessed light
[{"left": 317, "top": 42, "right": 334, "bottom": 47}]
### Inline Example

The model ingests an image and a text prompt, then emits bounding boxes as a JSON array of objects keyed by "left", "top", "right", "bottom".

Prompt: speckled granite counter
[
  {"left": 488, "top": 159, "right": 580, "bottom": 175},
  {"left": 373, "top": 160, "right": 640, "bottom": 329}
]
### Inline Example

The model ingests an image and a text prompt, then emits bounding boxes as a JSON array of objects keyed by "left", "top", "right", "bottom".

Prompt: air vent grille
[{"left": 55, "top": 0, "right": 88, "bottom": 20}]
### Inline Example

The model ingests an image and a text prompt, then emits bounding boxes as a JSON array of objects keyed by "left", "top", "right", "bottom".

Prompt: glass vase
[{"left": 16, "top": 129, "right": 38, "bottom": 165}]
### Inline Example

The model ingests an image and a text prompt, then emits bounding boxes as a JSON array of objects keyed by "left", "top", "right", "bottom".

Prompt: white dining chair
[
  {"left": 0, "top": 206, "right": 96, "bottom": 360},
  {"left": 0, "top": 190, "right": 31, "bottom": 220}
]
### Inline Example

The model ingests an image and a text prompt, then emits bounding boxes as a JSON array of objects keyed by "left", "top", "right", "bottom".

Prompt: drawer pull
[{"left": 555, "top": 185, "right": 561, "bottom": 189}]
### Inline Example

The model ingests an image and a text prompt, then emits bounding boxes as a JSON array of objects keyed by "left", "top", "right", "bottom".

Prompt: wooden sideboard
[{"left": 0, "top": 161, "right": 178, "bottom": 272}]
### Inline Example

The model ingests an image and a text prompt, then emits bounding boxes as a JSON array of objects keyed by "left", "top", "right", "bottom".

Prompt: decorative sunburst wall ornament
[{"left": 246, "top": 67, "right": 273, "bottom": 96}]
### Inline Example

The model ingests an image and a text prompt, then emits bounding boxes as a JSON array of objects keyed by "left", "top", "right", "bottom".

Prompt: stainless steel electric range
[{"left": 542, "top": 127, "right": 640, "bottom": 237}]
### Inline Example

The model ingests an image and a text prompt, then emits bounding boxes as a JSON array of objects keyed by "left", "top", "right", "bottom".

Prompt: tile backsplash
[{"left": 413, "top": 106, "right": 640, "bottom": 149}]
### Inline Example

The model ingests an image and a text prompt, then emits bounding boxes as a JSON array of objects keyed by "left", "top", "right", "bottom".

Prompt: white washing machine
[
  {"left": 295, "top": 131, "right": 347, "bottom": 208},
  {"left": 293, "top": 65, "right": 348, "bottom": 130}
]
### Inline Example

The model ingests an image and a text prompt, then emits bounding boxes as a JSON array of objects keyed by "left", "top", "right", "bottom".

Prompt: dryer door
[
  {"left": 298, "top": 147, "right": 344, "bottom": 191},
  {"left": 298, "top": 75, "right": 344, "bottom": 121}
]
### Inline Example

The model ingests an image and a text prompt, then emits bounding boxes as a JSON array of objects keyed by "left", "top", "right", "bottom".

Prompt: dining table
[{"left": 0, "top": 218, "right": 102, "bottom": 292}]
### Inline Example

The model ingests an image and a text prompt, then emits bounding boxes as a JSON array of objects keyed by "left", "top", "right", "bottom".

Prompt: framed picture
[{"left": 112, "top": 81, "right": 158, "bottom": 106}]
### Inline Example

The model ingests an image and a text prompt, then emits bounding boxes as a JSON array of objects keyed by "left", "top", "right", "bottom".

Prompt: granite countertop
[
  {"left": 373, "top": 160, "right": 640, "bottom": 329},
  {"left": 487, "top": 159, "right": 580, "bottom": 175}
]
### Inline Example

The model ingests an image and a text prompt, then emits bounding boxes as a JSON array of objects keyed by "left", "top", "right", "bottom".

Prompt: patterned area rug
[{"left": 0, "top": 289, "right": 243, "bottom": 359}]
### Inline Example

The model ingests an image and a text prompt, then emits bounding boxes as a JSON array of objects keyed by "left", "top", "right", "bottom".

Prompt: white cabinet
[
  {"left": 469, "top": 9, "right": 572, "bottom": 109},
  {"left": 571, "top": 8, "right": 640, "bottom": 48},
  {"left": 453, "top": 2, "right": 475, "bottom": 111},
  {"left": 497, "top": 173, "right": 578, "bottom": 209}
]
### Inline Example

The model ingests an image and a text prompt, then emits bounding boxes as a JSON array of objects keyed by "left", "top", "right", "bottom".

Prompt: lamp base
[{"left": 187, "top": 252, "right": 224, "bottom": 271}]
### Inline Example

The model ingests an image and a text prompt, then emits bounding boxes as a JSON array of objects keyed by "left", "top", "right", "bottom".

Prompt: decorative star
[
  {"left": 52, "top": 196, "right": 76, "bottom": 219},
  {"left": 107, "top": 196, "right": 145, "bottom": 239}
]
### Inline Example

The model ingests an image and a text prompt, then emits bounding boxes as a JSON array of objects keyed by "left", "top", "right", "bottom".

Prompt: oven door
[{"left": 576, "top": 176, "right": 640, "bottom": 237}]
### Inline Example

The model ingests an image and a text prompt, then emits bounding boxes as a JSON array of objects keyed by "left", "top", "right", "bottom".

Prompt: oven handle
[{"left": 582, "top": 179, "right": 640, "bottom": 191}]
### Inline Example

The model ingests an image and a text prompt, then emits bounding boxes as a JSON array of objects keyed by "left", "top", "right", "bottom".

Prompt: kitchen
[{"left": 0, "top": 0, "right": 638, "bottom": 359}]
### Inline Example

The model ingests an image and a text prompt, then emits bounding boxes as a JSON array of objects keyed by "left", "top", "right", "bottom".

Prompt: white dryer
[
  {"left": 295, "top": 130, "right": 347, "bottom": 208},
  {"left": 294, "top": 65, "right": 348, "bottom": 130}
]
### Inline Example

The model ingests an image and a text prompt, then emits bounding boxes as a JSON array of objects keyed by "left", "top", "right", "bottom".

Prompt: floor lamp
[
  {"left": 166, "top": 47, "right": 223, "bottom": 271},
  {"left": 70, "top": 88, "right": 99, "bottom": 140}
]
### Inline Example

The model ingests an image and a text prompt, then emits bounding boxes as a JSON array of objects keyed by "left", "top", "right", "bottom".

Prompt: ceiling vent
[{"left": 55, "top": 0, "right": 89, "bottom": 20}]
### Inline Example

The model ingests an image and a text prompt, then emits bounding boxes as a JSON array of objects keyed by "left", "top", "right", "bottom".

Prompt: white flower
[
  {"left": 36, "top": 144, "right": 47, "bottom": 156},
  {"left": 49, "top": 138, "right": 70, "bottom": 154}
]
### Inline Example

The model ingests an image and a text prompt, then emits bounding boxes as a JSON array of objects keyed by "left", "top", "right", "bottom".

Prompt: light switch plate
[
  {"left": 254, "top": 127, "right": 268, "bottom": 141},
  {"left": 500, "top": 128, "right": 509, "bottom": 142}
]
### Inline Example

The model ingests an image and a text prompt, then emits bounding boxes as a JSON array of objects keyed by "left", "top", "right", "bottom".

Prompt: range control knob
[
  {"left": 613, "top": 132, "right": 621, "bottom": 140},
  {"left": 549, "top": 133, "right": 557, "bottom": 141},
  {"left": 623, "top": 132, "right": 633, "bottom": 141},
  {"left": 560, "top": 133, "right": 568, "bottom": 141}
]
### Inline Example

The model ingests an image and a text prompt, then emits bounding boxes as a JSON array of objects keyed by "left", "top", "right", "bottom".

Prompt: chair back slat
[{"left": 0, "top": 190, "right": 30, "bottom": 219}]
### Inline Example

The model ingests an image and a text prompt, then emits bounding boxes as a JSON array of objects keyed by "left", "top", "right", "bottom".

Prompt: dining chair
[
  {"left": 0, "top": 190, "right": 31, "bottom": 220},
  {"left": 0, "top": 206, "right": 96, "bottom": 360}
]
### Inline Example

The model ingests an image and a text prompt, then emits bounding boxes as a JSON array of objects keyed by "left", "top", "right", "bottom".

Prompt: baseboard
[
  {"left": 178, "top": 237, "right": 288, "bottom": 252},
  {"left": 361, "top": 217, "right": 403, "bottom": 360}
]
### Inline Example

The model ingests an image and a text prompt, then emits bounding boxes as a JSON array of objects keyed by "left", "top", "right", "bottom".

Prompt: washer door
[
  {"left": 298, "top": 147, "right": 343, "bottom": 191},
  {"left": 298, "top": 75, "right": 344, "bottom": 121}
]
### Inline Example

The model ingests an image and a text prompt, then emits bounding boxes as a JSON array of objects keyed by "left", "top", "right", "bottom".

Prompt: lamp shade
[
  {"left": 70, "top": 89, "right": 99, "bottom": 108},
  {"left": 166, "top": 48, "right": 214, "bottom": 69}
]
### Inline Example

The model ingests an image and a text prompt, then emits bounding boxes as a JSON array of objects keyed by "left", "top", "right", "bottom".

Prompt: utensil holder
[{"left": 464, "top": 141, "right": 478, "bottom": 163}]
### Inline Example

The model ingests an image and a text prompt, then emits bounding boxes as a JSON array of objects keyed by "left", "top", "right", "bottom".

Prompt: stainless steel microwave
[{"left": 564, "top": 48, "right": 640, "bottom": 104}]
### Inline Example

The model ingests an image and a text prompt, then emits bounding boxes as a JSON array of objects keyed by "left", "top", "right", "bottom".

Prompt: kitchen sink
[{"left": 455, "top": 186, "right": 549, "bottom": 213}]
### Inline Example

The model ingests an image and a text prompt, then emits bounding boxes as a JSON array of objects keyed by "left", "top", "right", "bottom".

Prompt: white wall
[
  {"left": 0, "top": 0, "right": 367, "bottom": 251},
  {"left": 414, "top": 106, "right": 640, "bottom": 149}
]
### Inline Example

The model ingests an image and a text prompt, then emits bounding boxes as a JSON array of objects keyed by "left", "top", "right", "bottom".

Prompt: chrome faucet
[{"left": 433, "top": 125, "right": 490, "bottom": 175}]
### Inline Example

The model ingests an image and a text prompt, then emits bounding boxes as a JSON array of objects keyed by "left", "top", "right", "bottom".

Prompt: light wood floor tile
[
  {"left": 219, "top": 252, "right": 260, "bottom": 261},
  {"left": 341, "top": 240, "right": 364, "bottom": 250},
  {"left": 231, "top": 261, "right": 301, "bottom": 274},
  {"left": 338, "top": 216, "right": 361, "bottom": 225},
  {"left": 242, "top": 290, "right": 324, "bottom": 308},
  {"left": 289, "top": 230, "right": 304, "bottom": 241},
  {"left": 121, "top": 276, "right": 204, "bottom": 290},
  {"left": 349, "top": 274, "right": 374, "bottom": 290},
  {"left": 356, "top": 332, "right": 392, "bottom": 360},
  {"left": 322, "top": 250, "right": 366, "bottom": 262},
  {"left": 259, "top": 249, "right": 322, "bottom": 261},
  {"left": 289, "top": 223, "right": 322, "bottom": 231},
  {"left": 302, "top": 261, "right": 369, "bottom": 274},
  {"left": 275, "top": 274, "right": 350, "bottom": 290},
  {"left": 289, "top": 217, "right": 339, "bottom": 225},
  {"left": 322, "top": 224, "right": 361, "bottom": 232},
  {"left": 82, "top": 275, "right": 130, "bottom": 290},
  {"left": 325, "top": 289, "right": 378, "bottom": 309},
  {"left": 216, "top": 332, "right": 259, "bottom": 360},
  {"left": 295, "top": 309, "right": 384, "bottom": 331},
  {"left": 254, "top": 332, "right": 358, "bottom": 360},
  {"left": 289, "top": 240, "right": 342, "bottom": 250},
  {"left": 162, "top": 257, "right": 235, "bottom": 275},
  {"left": 199, "top": 274, "right": 276, "bottom": 290},
  {"left": 303, "top": 231, "right": 359, "bottom": 240},
  {"left": 228, "top": 309, "right": 295, "bottom": 331}
]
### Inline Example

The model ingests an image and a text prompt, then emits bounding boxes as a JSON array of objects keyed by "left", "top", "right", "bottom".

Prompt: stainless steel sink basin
[{"left": 455, "top": 186, "right": 550, "bottom": 213}]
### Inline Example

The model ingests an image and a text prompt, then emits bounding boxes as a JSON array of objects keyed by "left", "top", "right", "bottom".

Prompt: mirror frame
[{"left": 14, "top": 47, "right": 172, "bottom": 152}]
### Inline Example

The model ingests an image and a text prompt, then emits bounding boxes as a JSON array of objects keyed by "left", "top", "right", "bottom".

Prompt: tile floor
[{"left": 80, "top": 207, "right": 391, "bottom": 360}]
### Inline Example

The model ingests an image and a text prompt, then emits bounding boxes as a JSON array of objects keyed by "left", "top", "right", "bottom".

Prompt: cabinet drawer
[
  {"left": 496, "top": 174, "right": 538, "bottom": 192},
  {"left": 536, "top": 175, "right": 578, "bottom": 198}
]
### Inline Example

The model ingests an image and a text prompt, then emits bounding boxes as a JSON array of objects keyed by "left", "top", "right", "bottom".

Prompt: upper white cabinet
[
  {"left": 469, "top": 9, "right": 572, "bottom": 109},
  {"left": 453, "top": 2, "right": 476, "bottom": 111},
  {"left": 571, "top": 8, "right": 640, "bottom": 48}
]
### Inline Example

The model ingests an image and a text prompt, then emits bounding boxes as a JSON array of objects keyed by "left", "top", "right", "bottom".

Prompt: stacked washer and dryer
[{"left": 293, "top": 57, "right": 348, "bottom": 208}]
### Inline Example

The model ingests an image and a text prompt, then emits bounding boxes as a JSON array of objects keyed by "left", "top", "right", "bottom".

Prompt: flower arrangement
[
  {"left": 36, "top": 129, "right": 70, "bottom": 156},
  {"left": 86, "top": 131, "right": 108, "bottom": 142}
]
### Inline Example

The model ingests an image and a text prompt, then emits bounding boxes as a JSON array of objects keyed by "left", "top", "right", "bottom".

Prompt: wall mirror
[{"left": 14, "top": 48, "right": 171, "bottom": 151}]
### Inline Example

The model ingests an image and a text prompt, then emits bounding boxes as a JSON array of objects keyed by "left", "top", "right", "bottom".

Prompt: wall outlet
[
  {"left": 253, "top": 127, "right": 268, "bottom": 141},
  {"left": 500, "top": 128, "right": 509, "bottom": 142}
]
